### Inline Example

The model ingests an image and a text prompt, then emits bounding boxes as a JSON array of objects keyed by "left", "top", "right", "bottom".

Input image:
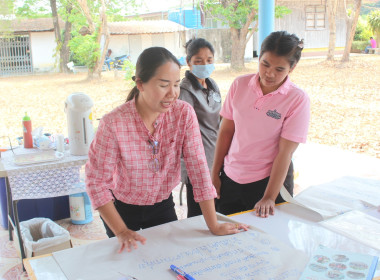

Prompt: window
[{"left": 306, "top": 5, "right": 326, "bottom": 30}]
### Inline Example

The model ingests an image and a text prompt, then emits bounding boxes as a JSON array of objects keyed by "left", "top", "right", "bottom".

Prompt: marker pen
[{"left": 170, "top": 265, "right": 196, "bottom": 280}]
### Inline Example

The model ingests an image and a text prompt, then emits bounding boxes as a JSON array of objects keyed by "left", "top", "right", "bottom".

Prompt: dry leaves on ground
[{"left": 0, "top": 55, "right": 379, "bottom": 158}]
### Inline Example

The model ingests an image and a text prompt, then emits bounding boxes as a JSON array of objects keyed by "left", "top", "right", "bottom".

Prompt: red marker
[{"left": 177, "top": 275, "right": 187, "bottom": 280}]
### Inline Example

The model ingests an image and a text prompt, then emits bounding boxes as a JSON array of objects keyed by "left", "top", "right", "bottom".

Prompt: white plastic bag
[{"left": 20, "top": 217, "right": 71, "bottom": 258}]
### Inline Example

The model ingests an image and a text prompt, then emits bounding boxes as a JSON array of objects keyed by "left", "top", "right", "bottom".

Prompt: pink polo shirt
[{"left": 221, "top": 73, "right": 310, "bottom": 184}]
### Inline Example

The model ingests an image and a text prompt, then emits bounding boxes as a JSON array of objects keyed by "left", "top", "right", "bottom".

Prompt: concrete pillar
[{"left": 258, "top": 0, "right": 275, "bottom": 54}]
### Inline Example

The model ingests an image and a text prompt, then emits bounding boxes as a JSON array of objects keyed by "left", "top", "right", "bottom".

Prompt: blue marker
[{"left": 170, "top": 265, "right": 196, "bottom": 280}]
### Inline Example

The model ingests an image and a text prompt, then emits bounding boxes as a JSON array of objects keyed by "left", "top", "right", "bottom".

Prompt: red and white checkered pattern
[{"left": 85, "top": 98, "right": 216, "bottom": 209}]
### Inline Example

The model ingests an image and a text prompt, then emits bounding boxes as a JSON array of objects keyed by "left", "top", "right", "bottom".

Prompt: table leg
[
  {"left": 13, "top": 200, "right": 26, "bottom": 270},
  {"left": 5, "top": 177, "right": 13, "bottom": 241}
]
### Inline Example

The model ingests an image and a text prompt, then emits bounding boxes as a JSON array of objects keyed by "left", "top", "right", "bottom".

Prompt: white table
[
  {"left": 0, "top": 148, "right": 87, "bottom": 263},
  {"left": 23, "top": 205, "right": 380, "bottom": 280}
]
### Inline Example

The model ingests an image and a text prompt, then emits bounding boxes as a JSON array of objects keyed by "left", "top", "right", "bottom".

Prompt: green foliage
[
  {"left": 0, "top": 0, "right": 13, "bottom": 17},
  {"left": 202, "top": 0, "right": 291, "bottom": 30},
  {"left": 354, "top": 16, "right": 373, "bottom": 41},
  {"left": 68, "top": 34, "right": 100, "bottom": 69},
  {"left": 368, "top": 10, "right": 380, "bottom": 34},
  {"left": 360, "top": 1, "right": 380, "bottom": 15},
  {"left": 14, "top": 0, "right": 52, "bottom": 18},
  {"left": 351, "top": 40, "right": 368, "bottom": 51},
  {"left": 123, "top": 59, "right": 136, "bottom": 85}
]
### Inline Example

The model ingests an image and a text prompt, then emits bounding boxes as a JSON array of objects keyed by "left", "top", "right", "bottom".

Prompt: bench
[{"left": 368, "top": 48, "right": 380, "bottom": 54}]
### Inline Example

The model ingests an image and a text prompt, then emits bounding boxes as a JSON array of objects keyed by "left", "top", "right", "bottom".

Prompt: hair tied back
[
  {"left": 132, "top": 76, "right": 136, "bottom": 81},
  {"left": 298, "top": 40, "right": 304, "bottom": 49}
]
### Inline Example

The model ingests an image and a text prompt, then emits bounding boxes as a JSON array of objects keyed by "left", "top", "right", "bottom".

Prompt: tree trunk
[
  {"left": 93, "top": 0, "right": 110, "bottom": 78},
  {"left": 341, "top": 0, "right": 362, "bottom": 62},
  {"left": 77, "top": 0, "right": 95, "bottom": 34},
  {"left": 230, "top": 28, "right": 247, "bottom": 71},
  {"left": 61, "top": 4, "right": 72, "bottom": 74},
  {"left": 50, "top": 0, "right": 63, "bottom": 72},
  {"left": 326, "top": 0, "right": 338, "bottom": 61}
]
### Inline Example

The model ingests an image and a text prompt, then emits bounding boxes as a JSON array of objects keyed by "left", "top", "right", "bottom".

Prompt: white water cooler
[{"left": 65, "top": 93, "right": 94, "bottom": 155}]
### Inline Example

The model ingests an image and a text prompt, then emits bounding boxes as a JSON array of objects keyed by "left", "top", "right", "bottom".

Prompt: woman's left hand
[
  {"left": 210, "top": 222, "right": 249, "bottom": 236},
  {"left": 254, "top": 198, "right": 276, "bottom": 218}
]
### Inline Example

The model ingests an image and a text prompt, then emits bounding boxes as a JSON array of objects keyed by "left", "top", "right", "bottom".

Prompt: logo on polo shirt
[{"left": 266, "top": 109, "right": 281, "bottom": 120}]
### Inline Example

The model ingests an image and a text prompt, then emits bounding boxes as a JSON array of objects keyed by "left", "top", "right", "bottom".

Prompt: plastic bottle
[{"left": 22, "top": 112, "right": 33, "bottom": 148}]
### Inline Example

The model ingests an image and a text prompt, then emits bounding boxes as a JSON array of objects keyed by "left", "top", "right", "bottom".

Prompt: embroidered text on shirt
[{"left": 266, "top": 109, "right": 281, "bottom": 120}]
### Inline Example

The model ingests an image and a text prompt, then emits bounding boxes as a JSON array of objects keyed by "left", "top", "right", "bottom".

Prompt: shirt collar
[
  {"left": 249, "top": 73, "right": 291, "bottom": 96},
  {"left": 130, "top": 96, "right": 166, "bottom": 129}
]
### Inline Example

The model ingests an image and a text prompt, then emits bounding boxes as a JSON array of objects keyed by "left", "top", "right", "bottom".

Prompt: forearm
[
  {"left": 199, "top": 199, "right": 218, "bottom": 231},
  {"left": 211, "top": 121, "right": 234, "bottom": 177},
  {"left": 98, "top": 201, "right": 128, "bottom": 236},
  {"left": 263, "top": 153, "right": 293, "bottom": 201}
]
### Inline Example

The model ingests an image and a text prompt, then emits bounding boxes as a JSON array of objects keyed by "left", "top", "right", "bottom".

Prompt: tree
[
  {"left": 341, "top": 0, "right": 362, "bottom": 62},
  {"left": 201, "top": 0, "right": 291, "bottom": 71},
  {"left": 14, "top": 0, "right": 72, "bottom": 73},
  {"left": 368, "top": 10, "right": 380, "bottom": 43},
  {"left": 326, "top": 0, "right": 338, "bottom": 61},
  {"left": 0, "top": 0, "right": 14, "bottom": 33},
  {"left": 74, "top": 0, "right": 138, "bottom": 79},
  {"left": 50, "top": 0, "right": 72, "bottom": 73}
]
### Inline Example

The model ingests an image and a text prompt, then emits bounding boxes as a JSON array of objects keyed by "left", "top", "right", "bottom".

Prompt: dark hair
[
  {"left": 370, "top": 37, "right": 373, "bottom": 39},
  {"left": 259, "top": 31, "right": 304, "bottom": 68},
  {"left": 185, "top": 38, "right": 215, "bottom": 63},
  {"left": 127, "top": 47, "right": 181, "bottom": 102}
]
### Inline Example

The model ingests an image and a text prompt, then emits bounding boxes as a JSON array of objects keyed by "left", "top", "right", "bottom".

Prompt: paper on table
[
  {"left": 280, "top": 176, "right": 380, "bottom": 219},
  {"left": 13, "top": 150, "right": 64, "bottom": 165},
  {"left": 299, "top": 244, "right": 378, "bottom": 280},
  {"left": 53, "top": 215, "right": 308, "bottom": 280},
  {"left": 320, "top": 210, "right": 380, "bottom": 251}
]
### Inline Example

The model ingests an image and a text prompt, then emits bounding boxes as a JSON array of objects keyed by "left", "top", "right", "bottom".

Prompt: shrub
[
  {"left": 354, "top": 16, "right": 373, "bottom": 41},
  {"left": 351, "top": 41, "right": 368, "bottom": 52}
]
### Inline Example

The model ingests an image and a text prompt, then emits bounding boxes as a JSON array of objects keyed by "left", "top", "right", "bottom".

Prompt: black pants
[
  {"left": 215, "top": 162, "right": 294, "bottom": 216},
  {"left": 102, "top": 193, "right": 178, "bottom": 238},
  {"left": 186, "top": 179, "right": 203, "bottom": 218}
]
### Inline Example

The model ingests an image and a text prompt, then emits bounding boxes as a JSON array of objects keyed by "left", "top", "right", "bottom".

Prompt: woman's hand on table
[
  {"left": 116, "top": 229, "right": 146, "bottom": 253},
  {"left": 210, "top": 222, "right": 249, "bottom": 236},
  {"left": 254, "top": 198, "right": 276, "bottom": 218}
]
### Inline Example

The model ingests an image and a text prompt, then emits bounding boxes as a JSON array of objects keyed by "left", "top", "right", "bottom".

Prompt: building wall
[
  {"left": 275, "top": 1, "right": 347, "bottom": 48},
  {"left": 108, "top": 34, "right": 130, "bottom": 58},
  {"left": 109, "top": 32, "right": 187, "bottom": 64},
  {"left": 30, "top": 31, "right": 58, "bottom": 72}
]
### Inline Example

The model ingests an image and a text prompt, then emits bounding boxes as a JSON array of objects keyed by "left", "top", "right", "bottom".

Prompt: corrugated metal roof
[
  {"left": 4, "top": 18, "right": 186, "bottom": 34},
  {"left": 108, "top": 20, "right": 187, "bottom": 34}
]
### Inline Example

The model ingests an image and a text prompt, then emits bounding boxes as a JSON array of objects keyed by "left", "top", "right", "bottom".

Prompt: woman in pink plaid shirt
[{"left": 85, "top": 47, "right": 247, "bottom": 253}]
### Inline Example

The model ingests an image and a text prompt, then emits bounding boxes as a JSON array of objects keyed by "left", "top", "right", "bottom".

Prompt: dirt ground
[{"left": 0, "top": 55, "right": 379, "bottom": 158}]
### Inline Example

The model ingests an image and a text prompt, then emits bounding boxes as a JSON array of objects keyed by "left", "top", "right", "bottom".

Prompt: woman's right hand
[
  {"left": 116, "top": 229, "right": 146, "bottom": 253},
  {"left": 212, "top": 173, "right": 222, "bottom": 199}
]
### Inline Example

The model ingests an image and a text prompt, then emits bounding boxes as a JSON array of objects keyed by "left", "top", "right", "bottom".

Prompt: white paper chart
[{"left": 53, "top": 216, "right": 308, "bottom": 280}]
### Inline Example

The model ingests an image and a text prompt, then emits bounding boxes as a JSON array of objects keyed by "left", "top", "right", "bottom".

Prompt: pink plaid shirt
[{"left": 85, "top": 98, "right": 216, "bottom": 209}]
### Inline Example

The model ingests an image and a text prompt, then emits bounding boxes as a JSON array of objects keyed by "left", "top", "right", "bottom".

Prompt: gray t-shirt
[{"left": 179, "top": 70, "right": 222, "bottom": 183}]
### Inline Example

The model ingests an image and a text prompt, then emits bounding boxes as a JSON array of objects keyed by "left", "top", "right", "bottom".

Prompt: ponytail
[{"left": 126, "top": 86, "right": 139, "bottom": 102}]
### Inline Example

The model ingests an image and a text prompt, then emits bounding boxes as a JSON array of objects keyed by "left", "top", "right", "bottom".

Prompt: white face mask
[{"left": 191, "top": 64, "right": 215, "bottom": 79}]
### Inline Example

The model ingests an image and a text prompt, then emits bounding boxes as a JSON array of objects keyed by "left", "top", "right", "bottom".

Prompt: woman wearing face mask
[{"left": 178, "top": 38, "right": 222, "bottom": 217}]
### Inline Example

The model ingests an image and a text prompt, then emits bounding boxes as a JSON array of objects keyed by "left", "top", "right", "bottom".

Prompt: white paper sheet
[
  {"left": 320, "top": 210, "right": 380, "bottom": 251},
  {"left": 281, "top": 176, "right": 380, "bottom": 219},
  {"left": 53, "top": 216, "right": 308, "bottom": 280}
]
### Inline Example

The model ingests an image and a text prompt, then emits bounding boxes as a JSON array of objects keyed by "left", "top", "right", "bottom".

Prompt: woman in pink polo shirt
[
  {"left": 86, "top": 47, "right": 247, "bottom": 253},
  {"left": 212, "top": 31, "right": 310, "bottom": 218}
]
